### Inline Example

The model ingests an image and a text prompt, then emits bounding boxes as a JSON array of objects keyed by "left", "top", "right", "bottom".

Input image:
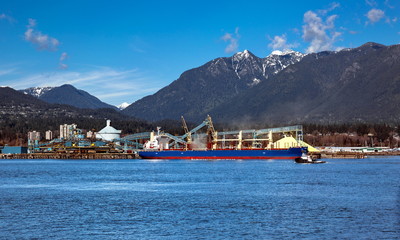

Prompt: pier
[
  {"left": 1, "top": 151, "right": 399, "bottom": 160},
  {"left": 0, "top": 153, "right": 138, "bottom": 160},
  {"left": 310, "top": 151, "right": 365, "bottom": 159},
  {"left": 310, "top": 151, "right": 400, "bottom": 159}
]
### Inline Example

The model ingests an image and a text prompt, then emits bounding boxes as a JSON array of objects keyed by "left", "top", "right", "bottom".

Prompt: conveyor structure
[{"left": 121, "top": 116, "right": 304, "bottom": 150}]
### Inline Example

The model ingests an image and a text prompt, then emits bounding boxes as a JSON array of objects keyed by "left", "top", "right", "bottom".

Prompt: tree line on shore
[{"left": 302, "top": 123, "right": 400, "bottom": 148}]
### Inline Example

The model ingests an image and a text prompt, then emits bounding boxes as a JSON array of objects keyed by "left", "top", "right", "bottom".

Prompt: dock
[
  {"left": 0, "top": 153, "right": 138, "bottom": 160},
  {"left": 311, "top": 151, "right": 368, "bottom": 159},
  {"left": 310, "top": 151, "right": 400, "bottom": 159}
]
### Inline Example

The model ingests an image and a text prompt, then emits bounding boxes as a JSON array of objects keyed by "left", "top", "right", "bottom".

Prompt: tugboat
[{"left": 295, "top": 153, "right": 326, "bottom": 164}]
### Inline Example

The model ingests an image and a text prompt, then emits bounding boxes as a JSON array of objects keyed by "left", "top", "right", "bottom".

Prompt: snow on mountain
[
  {"left": 20, "top": 85, "right": 118, "bottom": 110},
  {"left": 231, "top": 49, "right": 304, "bottom": 81},
  {"left": 123, "top": 49, "right": 307, "bottom": 121},
  {"left": 248, "top": 78, "right": 261, "bottom": 87},
  {"left": 21, "top": 86, "right": 54, "bottom": 98},
  {"left": 117, "top": 102, "right": 130, "bottom": 110},
  {"left": 263, "top": 50, "right": 305, "bottom": 76},
  {"left": 233, "top": 49, "right": 251, "bottom": 60},
  {"left": 231, "top": 49, "right": 264, "bottom": 80},
  {"left": 207, "top": 49, "right": 304, "bottom": 86}
]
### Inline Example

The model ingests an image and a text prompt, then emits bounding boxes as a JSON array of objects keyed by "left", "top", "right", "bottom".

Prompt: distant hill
[
  {"left": 0, "top": 87, "right": 195, "bottom": 145},
  {"left": 123, "top": 42, "right": 400, "bottom": 124},
  {"left": 21, "top": 84, "right": 118, "bottom": 110},
  {"left": 0, "top": 87, "right": 155, "bottom": 145},
  {"left": 122, "top": 50, "right": 304, "bottom": 121},
  {"left": 2, "top": 86, "right": 127, "bottom": 121},
  {"left": 1, "top": 86, "right": 48, "bottom": 107}
]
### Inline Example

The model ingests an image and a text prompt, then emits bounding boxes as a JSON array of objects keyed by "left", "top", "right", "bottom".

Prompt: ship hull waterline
[{"left": 138, "top": 148, "right": 305, "bottom": 160}]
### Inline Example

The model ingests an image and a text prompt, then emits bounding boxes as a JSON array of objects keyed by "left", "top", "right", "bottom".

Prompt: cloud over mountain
[
  {"left": 222, "top": 27, "right": 240, "bottom": 53},
  {"left": 366, "top": 8, "right": 385, "bottom": 23},
  {"left": 302, "top": 10, "right": 341, "bottom": 53},
  {"left": 59, "top": 52, "right": 68, "bottom": 69},
  {"left": 268, "top": 34, "right": 298, "bottom": 51},
  {"left": 24, "top": 18, "right": 59, "bottom": 51}
]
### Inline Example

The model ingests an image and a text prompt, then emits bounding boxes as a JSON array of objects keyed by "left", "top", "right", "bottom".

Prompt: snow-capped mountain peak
[
  {"left": 233, "top": 49, "right": 252, "bottom": 60},
  {"left": 271, "top": 50, "right": 285, "bottom": 56},
  {"left": 269, "top": 49, "right": 301, "bottom": 57},
  {"left": 263, "top": 50, "right": 305, "bottom": 76},
  {"left": 21, "top": 86, "right": 54, "bottom": 98},
  {"left": 117, "top": 102, "right": 130, "bottom": 110},
  {"left": 231, "top": 50, "right": 263, "bottom": 80}
]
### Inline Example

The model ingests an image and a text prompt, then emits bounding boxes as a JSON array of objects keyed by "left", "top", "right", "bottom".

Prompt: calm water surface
[{"left": 0, "top": 157, "right": 399, "bottom": 239}]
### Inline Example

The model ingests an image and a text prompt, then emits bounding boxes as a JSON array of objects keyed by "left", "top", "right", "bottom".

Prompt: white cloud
[
  {"left": 0, "top": 68, "right": 17, "bottom": 76},
  {"left": 365, "top": 0, "right": 377, "bottom": 7},
  {"left": 24, "top": 18, "right": 59, "bottom": 51},
  {"left": 27, "top": 18, "right": 36, "bottom": 27},
  {"left": 0, "top": 13, "right": 14, "bottom": 22},
  {"left": 302, "top": 10, "right": 341, "bottom": 53},
  {"left": 59, "top": 52, "right": 68, "bottom": 69},
  {"left": 2, "top": 66, "right": 163, "bottom": 105},
  {"left": 366, "top": 9, "right": 385, "bottom": 24},
  {"left": 384, "top": 0, "right": 395, "bottom": 8},
  {"left": 59, "top": 63, "right": 68, "bottom": 70},
  {"left": 268, "top": 34, "right": 297, "bottom": 51},
  {"left": 60, "top": 52, "right": 68, "bottom": 61},
  {"left": 319, "top": 2, "right": 340, "bottom": 15},
  {"left": 221, "top": 27, "right": 240, "bottom": 53}
]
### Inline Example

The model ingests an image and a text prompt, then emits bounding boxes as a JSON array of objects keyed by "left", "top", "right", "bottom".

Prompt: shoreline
[
  {"left": 1, "top": 151, "right": 400, "bottom": 160},
  {"left": 311, "top": 151, "right": 400, "bottom": 159},
  {"left": 0, "top": 153, "right": 138, "bottom": 160}
]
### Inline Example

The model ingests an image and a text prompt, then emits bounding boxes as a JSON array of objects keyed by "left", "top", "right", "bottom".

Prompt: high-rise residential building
[
  {"left": 45, "top": 130, "right": 53, "bottom": 140},
  {"left": 27, "top": 131, "right": 41, "bottom": 141},
  {"left": 59, "top": 124, "right": 77, "bottom": 139}
]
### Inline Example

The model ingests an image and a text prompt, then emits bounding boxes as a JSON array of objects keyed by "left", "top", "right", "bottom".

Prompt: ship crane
[
  {"left": 205, "top": 115, "right": 218, "bottom": 150},
  {"left": 181, "top": 116, "right": 192, "bottom": 145}
]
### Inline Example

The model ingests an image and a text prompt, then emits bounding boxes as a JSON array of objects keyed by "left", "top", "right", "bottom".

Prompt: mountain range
[
  {"left": 5, "top": 42, "right": 400, "bottom": 125},
  {"left": 210, "top": 42, "right": 400, "bottom": 124},
  {"left": 21, "top": 84, "right": 118, "bottom": 110},
  {"left": 122, "top": 49, "right": 305, "bottom": 122},
  {"left": 122, "top": 42, "right": 400, "bottom": 124}
]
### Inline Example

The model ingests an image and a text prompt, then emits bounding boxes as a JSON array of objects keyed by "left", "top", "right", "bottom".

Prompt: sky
[{"left": 0, "top": 0, "right": 399, "bottom": 106}]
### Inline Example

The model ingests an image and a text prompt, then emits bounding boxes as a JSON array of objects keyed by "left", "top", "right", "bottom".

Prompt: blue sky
[{"left": 0, "top": 0, "right": 399, "bottom": 106}]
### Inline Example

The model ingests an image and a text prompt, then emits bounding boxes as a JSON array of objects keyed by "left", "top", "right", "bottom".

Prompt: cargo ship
[
  {"left": 138, "top": 147, "right": 306, "bottom": 160},
  {"left": 136, "top": 116, "right": 312, "bottom": 160}
]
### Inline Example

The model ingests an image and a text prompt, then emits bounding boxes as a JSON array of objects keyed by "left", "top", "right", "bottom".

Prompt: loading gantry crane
[
  {"left": 181, "top": 116, "right": 192, "bottom": 149},
  {"left": 206, "top": 115, "right": 218, "bottom": 150}
]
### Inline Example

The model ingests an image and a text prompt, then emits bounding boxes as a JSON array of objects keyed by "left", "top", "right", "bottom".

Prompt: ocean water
[{"left": 0, "top": 158, "right": 399, "bottom": 239}]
